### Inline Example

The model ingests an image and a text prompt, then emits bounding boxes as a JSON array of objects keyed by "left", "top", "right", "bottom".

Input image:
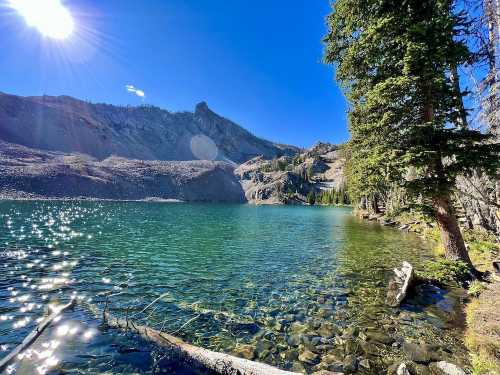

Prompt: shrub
[
  {"left": 419, "top": 259, "right": 472, "bottom": 285},
  {"left": 467, "top": 280, "right": 486, "bottom": 298}
]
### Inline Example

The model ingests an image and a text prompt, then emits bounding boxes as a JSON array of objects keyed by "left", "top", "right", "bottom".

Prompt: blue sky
[{"left": 0, "top": 0, "right": 348, "bottom": 148}]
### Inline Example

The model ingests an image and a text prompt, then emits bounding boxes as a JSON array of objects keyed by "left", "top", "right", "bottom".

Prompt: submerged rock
[
  {"left": 386, "top": 262, "right": 414, "bottom": 307},
  {"left": 358, "top": 358, "right": 371, "bottom": 369},
  {"left": 292, "top": 361, "right": 307, "bottom": 373},
  {"left": 364, "top": 331, "right": 394, "bottom": 345},
  {"left": 298, "top": 349, "right": 320, "bottom": 365},
  {"left": 429, "top": 361, "right": 466, "bottom": 375},
  {"left": 318, "top": 322, "right": 338, "bottom": 338},
  {"left": 281, "top": 349, "right": 299, "bottom": 362},
  {"left": 402, "top": 342, "right": 433, "bottom": 364},
  {"left": 360, "top": 341, "right": 379, "bottom": 356},
  {"left": 287, "top": 334, "right": 304, "bottom": 347},
  {"left": 233, "top": 344, "right": 256, "bottom": 360},
  {"left": 397, "top": 363, "right": 411, "bottom": 375},
  {"left": 342, "top": 354, "right": 358, "bottom": 373},
  {"left": 407, "top": 362, "right": 431, "bottom": 375}
]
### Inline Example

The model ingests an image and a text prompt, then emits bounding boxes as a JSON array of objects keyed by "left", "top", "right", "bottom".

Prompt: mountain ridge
[{"left": 0, "top": 92, "right": 299, "bottom": 164}]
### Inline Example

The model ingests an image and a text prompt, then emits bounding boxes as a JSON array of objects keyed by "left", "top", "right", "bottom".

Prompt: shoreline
[
  {"left": 0, "top": 191, "right": 355, "bottom": 207},
  {"left": 355, "top": 208, "right": 500, "bottom": 374}
]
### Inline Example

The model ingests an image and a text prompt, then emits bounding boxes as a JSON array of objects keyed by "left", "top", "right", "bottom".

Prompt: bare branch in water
[{"left": 0, "top": 298, "right": 76, "bottom": 373}]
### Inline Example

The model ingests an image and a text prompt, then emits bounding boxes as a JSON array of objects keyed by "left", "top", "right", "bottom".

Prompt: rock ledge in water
[{"left": 386, "top": 261, "right": 414, "bottom": 307}]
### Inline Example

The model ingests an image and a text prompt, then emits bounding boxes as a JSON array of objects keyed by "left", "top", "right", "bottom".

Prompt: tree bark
[{"left": 433, "top": 195, "right": 473, "bottom": 266}]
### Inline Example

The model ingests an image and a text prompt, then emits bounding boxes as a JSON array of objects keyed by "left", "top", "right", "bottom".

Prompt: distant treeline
[{"left": 307, "top": 187, "right": 350, "bottom": 206}]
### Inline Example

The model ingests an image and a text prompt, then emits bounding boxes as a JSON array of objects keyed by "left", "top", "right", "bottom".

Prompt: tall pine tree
[{"left": 325, "top": 0, "right": 499, "bottom": 267}]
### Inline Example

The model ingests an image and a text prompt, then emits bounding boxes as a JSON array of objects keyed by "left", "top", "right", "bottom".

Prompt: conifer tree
[{"left": 325, "top": 0, "right": 499, "bottom": 267}]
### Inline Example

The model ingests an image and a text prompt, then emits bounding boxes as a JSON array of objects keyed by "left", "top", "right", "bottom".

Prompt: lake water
[{"left": 0, "top": 202, "right": 468, "bottom": 374}]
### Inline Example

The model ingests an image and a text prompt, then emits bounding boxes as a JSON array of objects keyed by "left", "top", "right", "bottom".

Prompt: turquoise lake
[{"left": 0, "top": 202, "right": 468, "bottom": 374}]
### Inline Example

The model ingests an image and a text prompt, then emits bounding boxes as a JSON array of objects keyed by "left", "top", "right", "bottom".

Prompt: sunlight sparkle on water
[{"left": 83, "top": 329, "right": 96, "bottom": 341}]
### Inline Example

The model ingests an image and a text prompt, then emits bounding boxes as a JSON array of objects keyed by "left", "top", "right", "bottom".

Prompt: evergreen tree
[
  {"left": 325, "top": 0, "right": 499, "bottom": 268},
  {"left": 307, "top": 191, "right": 316, "bottom": 205}
]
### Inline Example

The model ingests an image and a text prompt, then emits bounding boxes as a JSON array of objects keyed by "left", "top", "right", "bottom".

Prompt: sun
[{"left": 8, "top": 0, "right": 74, "bottom": 39}]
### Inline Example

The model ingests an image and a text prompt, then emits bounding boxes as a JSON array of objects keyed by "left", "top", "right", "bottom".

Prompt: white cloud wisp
[{"left": 125, "top": 84, "right": 145, "bottom": 98}]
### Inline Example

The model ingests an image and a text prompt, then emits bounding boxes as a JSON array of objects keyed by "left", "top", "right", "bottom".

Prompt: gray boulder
[{"left": 386, "top": 262, "right": 414, "bottom": 307}]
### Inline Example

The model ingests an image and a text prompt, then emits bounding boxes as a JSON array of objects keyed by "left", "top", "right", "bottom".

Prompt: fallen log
[
  {"left": 386, "top": 261, "right": 414, "bottom": 307},
  {"left": 83, "top": 300, "right": 298, "bottom": 375},
  {"left": 0, "top": 298, "right": 76, "bottom": 373}
]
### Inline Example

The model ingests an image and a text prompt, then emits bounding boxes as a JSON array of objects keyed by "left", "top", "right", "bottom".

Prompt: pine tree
[
  {"left": 307, "top": 191, "right": 316, "bottom": 205},
  {"left": 325, "top": 0, "right": 499, "bottom": 268}
]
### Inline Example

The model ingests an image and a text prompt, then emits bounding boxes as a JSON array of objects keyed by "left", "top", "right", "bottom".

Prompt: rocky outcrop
[
  {"left": 0, "top": 141, "right": 245, "bottom": 202},
  {"left": 0, "top": 92, "right": 297, "bottom": 164},
  {"left": 235, "top": 143, "right": 344, "bottom": 205},
  {"left": 235, "top": 156, "right": 312, "bottom": 204}
]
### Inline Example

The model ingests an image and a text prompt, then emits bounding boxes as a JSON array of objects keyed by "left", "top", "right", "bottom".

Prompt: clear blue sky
[{"left": 0, "top": 0, "right": 348, "bottom": 148}]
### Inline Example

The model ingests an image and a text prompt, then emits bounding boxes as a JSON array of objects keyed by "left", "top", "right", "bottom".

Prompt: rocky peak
[{"left": 195, "top": 101, "right": 211, "bottom": 116}]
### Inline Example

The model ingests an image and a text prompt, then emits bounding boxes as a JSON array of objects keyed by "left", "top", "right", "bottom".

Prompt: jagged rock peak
[{"left": 195, "top": 101, "right": 210, "bottom": 115}]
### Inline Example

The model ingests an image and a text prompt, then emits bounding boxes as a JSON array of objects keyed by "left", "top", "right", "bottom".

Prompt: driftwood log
[
  {"left": 0, "top": 298, "right": 76, "bottom": 373},
  {"left": 386, "top": 261, "right": 414, "bottom": 307},
  {"left": 83, "top": 301, "right": 299, "bottom": 375}
]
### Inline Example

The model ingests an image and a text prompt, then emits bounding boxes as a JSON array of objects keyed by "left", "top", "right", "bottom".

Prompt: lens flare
[{"left": 8, "top": 0, "right": 74, "bottom": 39}]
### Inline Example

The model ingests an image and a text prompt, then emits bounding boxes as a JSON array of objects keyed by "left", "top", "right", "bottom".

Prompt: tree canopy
[
  {"left": 324, "top": 0, "right": 500, "bottom": 265},
  {"left": 325, "top": 0, "right": 499, "bottom": 207}
]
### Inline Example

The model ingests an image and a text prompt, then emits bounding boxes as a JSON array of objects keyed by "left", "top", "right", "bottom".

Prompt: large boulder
[{"left": 386, "top": 262, "right": 415, "bottom": 307}]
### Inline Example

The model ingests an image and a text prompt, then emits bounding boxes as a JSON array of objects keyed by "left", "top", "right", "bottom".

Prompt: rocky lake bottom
[{"left": 0, "top": 202, "right": 469, "bottom": 374}]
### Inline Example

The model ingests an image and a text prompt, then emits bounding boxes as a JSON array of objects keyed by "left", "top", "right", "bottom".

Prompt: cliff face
[
  {"left": 0, "top": 141, "right": 245, "bottom": 202},
  {"left": 235, "top": 143, "right": 345, "bottom": 204},
  {"left": 0, "top": 93, "right": 297, "bottom": 164}
]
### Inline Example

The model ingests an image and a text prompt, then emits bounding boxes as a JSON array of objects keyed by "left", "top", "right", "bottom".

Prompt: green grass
[
  {"left": 418, "top": 258, "right": 471, "bottom": 285},
  {"left": 465, "top": 298, "right": 500, "bottom": 375}
]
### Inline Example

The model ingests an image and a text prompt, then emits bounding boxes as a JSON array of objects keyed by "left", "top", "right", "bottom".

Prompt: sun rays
[{"left": 8, "top": 0, "right": 74, "bottom": 39}]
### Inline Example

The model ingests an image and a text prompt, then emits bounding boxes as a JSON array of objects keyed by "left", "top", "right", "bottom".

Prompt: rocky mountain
[
  {"left": 0, "top": 141, "right": 245, "bottom": 202},
  {"left": 0, "top": 92, "right": 346, "bottom": 204},
  {"left": 0, "top": 92, "right": 297, "bottom": 164}
]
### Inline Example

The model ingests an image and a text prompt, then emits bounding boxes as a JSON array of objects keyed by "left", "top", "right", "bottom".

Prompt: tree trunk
[
  {"left": 450, "top": 65, "right": 468, "bottom": 129},
  {"left": 371, "top": 194, "right": 380, "bottom": 214},
  {"left": 360, "top": 196, "right": 367, "bottom": 210},
  {"left": 485, "top": 0, "right": 498, "bottom": 134},
  {"left": 433, "top": 195, "right": 473, "bottom": 266},
  {"left": 423, "top": 86, "right": 474, "bottom": 268}
]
